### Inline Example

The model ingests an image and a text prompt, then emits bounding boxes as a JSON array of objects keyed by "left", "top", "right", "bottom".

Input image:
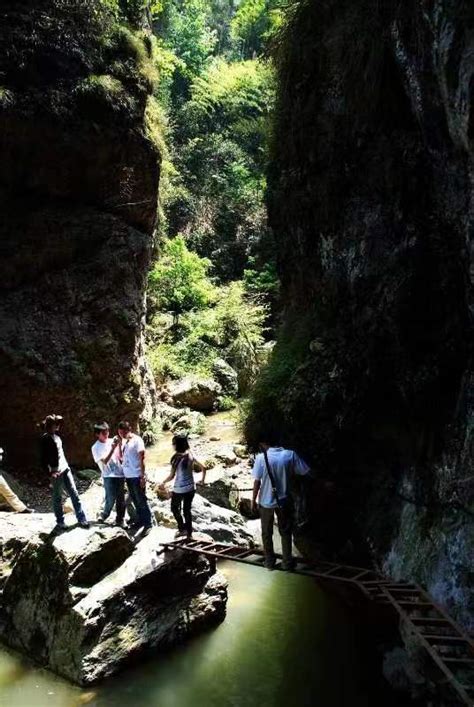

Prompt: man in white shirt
[
  {"left": 118, "top": 421, "right": 152, "bottom": 532},
  {"left": 252, "top": 437, "right": 310, "bottom": 570},
  {"left": 91, "top": 422, "right": 125, "bottom": 526}
]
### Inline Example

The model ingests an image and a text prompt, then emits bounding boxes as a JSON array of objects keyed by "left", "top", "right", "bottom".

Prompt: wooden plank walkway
[{"left": 163, "top": 538, "right": 474, "bottom": 706}]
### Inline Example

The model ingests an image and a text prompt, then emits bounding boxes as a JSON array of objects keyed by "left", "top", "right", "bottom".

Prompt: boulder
[
  {"left": 239, "top": 498, "right": 260, "bottom": 520},
  {"left": 171, "top": 411, "right": 206, "bottom": 435},
  {"left": 0, "top": 522, "right": 227, "bottom": 685},
  {"left": 53, "top": 526, "right": 134, "bottom": 586},
  {"left": 0, "top": 511, "right": 53, "bottom": 586},
  {"left": 75, "top": 468, "right": 101, "bottom": 482},
  {"left": 196, "top": 479, "right": 240, "bottom": 511},
  {"left": 152, "top": 495, "right": 254, "bottom": 547},
  {"left": 212, "top": 359, "right": 238, "bottom": 397},
  {"left": 233, "top": 444, "right": 248, "bottom": 459},
  {"left": 215, "top": 448, "right": 238, "bottom": 467},
  {"left": 157, "top": 402, "right": 191, "bottom": 431},
  {"left": 168, "top": 377, "right": 221, "bottom": 412}
]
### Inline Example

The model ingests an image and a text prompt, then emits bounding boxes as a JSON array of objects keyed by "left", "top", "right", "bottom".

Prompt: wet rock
[
  {"left": 0, "top": 524, "right": 227, "bottom": 685},
  {"left": 212, "top": 359, "right": 238, "bottom": 397},
  {"left": 196, "top": 479, "right": 240, "bottom": 511},
  {"left": 168, "top": 377, "right": 222, "bottom": 412}
]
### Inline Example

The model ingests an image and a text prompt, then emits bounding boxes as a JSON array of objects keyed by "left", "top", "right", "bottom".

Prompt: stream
[{"left": 0, "top": 562, "right": 399, "bottom": 707}]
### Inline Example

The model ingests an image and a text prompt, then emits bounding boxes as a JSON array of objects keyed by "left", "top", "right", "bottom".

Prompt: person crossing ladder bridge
[
  {"left": 251, "top": 436, "right": 311, "bottom": 571},
  {"left": 159, "top": 433, "right": 206, "bottom": 539}
]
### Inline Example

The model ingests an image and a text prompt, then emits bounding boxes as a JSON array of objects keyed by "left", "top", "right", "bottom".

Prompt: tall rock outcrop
[
  {"left": 0, "top": 0, "right": 161, "bottom": 467},
  {"left": 247, "top": 0, "right": 474, "bottom": 627}
]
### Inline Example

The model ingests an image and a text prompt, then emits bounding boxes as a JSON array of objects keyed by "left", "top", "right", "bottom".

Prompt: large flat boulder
[
  {"left": 168, "top": 377, "right": 222, "bottom": 412},
  {"left": 0, "top": 526, "right": 227, "bottom": 685}
]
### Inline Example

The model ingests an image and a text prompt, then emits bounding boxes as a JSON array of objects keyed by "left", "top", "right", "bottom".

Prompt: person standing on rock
[
  {"left": 251, "top": 437, "right": 310, "bottom": 571},
  {"left": 91, "top": 422, "right": 126, "bottom": 527},
  {"left": 39, "top": 414, "right": 90, "bottom": 531},
  {"left": 117, "top": 421, "right": 153, "bottom": 534},
  {"left": 159, "top": 434, "right": 206, "bottom": 540}
]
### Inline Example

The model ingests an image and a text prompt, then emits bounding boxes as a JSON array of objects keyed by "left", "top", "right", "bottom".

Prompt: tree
[{"left": 148, "top": 235, "right": 215, "bottom": 325}]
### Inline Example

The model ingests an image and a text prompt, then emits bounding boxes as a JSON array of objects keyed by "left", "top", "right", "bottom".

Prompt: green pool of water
[{"left": 0, "top": 562, "right": 391, "bottom": 707}]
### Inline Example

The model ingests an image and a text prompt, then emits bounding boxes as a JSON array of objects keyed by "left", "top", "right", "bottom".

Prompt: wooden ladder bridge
[{"left": 164, "top": 538, "right": 474, "bottom": 706}]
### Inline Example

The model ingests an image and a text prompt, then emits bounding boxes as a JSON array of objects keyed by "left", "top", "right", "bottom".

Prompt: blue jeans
[
  {"left": 125, "top": 477, "right": 152, "bottom": 528},
  {"left": 102, "top": 477, "right": 125, "bottom": 522},
  {"left": 52, "top": 469, "right": 87, "bottom": 525}
]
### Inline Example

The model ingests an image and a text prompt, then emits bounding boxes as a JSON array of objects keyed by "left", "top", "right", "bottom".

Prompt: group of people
[
  {"left": 0, "top": 413, "right": 312, "bottom": 571},
  {"left": 39, "top": 414, "right": 206, "bottom": 538}
]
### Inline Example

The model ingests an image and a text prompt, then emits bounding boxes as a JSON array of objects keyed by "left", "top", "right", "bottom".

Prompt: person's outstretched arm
[
  {"left": 161, "top": 465, "right": 176, "bottom": 485},
  {"left": 192, "top": 457, "right": 206, "bottom": 485}
]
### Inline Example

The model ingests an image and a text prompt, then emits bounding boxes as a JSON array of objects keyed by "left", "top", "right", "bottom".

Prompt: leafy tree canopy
[{"left": 148, "top": 235, "right": 216, "bottom": 322}]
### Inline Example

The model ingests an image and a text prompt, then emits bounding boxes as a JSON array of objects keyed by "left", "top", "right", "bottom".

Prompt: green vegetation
[
  {"left": 148, "top": 235, "right": 215, "bottom": 325},
  {"left": 146, "top": 0, "right": 285, "bottom": 400},
  {"left": 148, "top": 280, "right": 266, "bottom": 393}
]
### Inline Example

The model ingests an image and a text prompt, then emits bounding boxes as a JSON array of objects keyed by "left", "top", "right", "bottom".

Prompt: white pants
[{"left": 0, "top": 475, "right": 26, "bottom": 512}]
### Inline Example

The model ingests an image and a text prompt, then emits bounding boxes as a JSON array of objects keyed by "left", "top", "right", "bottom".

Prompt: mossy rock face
[
  {"left": 0, "top": 0, "right": 161, "bottom": 468},
  {"left": 247, "top": 0, "right": 474, "bottom": 626}
]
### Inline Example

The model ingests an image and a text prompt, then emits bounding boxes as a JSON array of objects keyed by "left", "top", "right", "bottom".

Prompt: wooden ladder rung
[
  {"left": 424, "top": 635, "right": 470, "bottom": 644},
  {"left": 352, "top": 570, "right": 371, "bottom": 580},
  {"left": 387, "top": 588, "right": 421, "bottom": 594},
  {"left": 320, "top": 566, "right": 343, "bottom": 576}
]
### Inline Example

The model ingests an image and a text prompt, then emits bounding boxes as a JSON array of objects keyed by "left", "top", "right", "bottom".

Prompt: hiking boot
[
  {"left": 115, "top": 519, "right": 125, "bottom": 528},
  {"left": 54, "top": 522, "right": 67, "bottom": 532},
  {"left": 264, "top": 557, "right": 276, "bottom": 571},
  {"left": 174, "top": 529, "right": 186, "bottom": 539},
  {"left": 79, "top": 521, "right": 90, "bottom": 529},
  {"left": 96, "top": 515, "right": 107, "bottom": 523}
]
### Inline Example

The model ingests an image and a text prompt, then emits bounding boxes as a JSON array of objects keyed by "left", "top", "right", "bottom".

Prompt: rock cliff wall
[
  {"left": 0, "top": 0, "right": 161, "bottom": 466},
  {"left": 247, "top": 0, "right": 474, "bottom": 627}
]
